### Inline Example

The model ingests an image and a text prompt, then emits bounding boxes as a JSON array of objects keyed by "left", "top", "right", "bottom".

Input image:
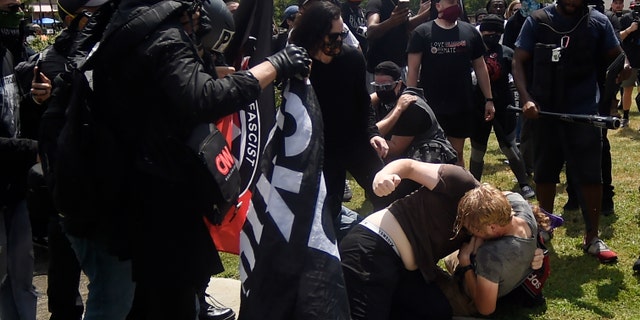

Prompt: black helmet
[{"left": 200, "top": 0, "right": 235, "bottom": 53}]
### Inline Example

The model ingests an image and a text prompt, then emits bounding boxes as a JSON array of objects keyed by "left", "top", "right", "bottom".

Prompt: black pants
[
  {"left": 566, "top": 128, "right": 613, "bottom": 204},
  {"left": 324, "top": 141, "right": 391, "bottom": 220},
  {"left": 47, "top": 216, "right": 83, "bottom": 320},
  {"left": 340, "top": 225, "right": 452, "bottom": 320},
  {"left": 126, "top": 172, "right": 222, "bottom": 320}
]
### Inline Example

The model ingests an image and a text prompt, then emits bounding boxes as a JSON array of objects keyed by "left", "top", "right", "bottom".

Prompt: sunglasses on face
[
  {"left": 371, "top": 81, "right": 398, "bottom": 91},
  {"left": 327, "top": 30, "right": 348, "bottom": 42}
]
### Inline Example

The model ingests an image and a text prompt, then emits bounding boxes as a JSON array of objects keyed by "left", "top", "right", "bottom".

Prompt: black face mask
[
  {"left": 376, "top": 89, "right": 398, "bottom": 105},
  {"left": 322, "top": 38, "right": 342, "bottom": 56},
  {"left": 483, "top": 34, "right": 501, "bottom": 49}
]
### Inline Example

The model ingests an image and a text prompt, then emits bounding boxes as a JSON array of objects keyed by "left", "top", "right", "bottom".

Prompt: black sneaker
[
  {"left": 563, "top": 199, "right": 579, "bottom": 211},
  {"left": 199, "top": 294, "right": 235, "bottom": 320},
  {"left": 634, "top": 256, "right": 640, "bottom": 272},
  {"left": 343, "top": 179, "right": 353, "bottom": 202}
]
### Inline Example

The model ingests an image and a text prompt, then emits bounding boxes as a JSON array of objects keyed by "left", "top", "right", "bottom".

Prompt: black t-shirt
[
  {"left": 389, "top": 164, "right": 479, "bottom": 282},
  {"left": 503, "top": 12, "right": 526, "bottom": 50},
  {"left": 620, "top": 12, "right": 640, "bottom": 67},
  {"left": 475, "top": 44, "right": 514, "bottom": 110},
  {"left": 366, "top": 0, "right": 410, "bottom": 72},
  {"left": 407, "top": 20, "right": 485, "bottom": 115},
  {"left": 342, "top": 2, "right": 368, "bottom": 55},
  {"left": 309, "top": 45, "right": 376, "bottom": 154}
]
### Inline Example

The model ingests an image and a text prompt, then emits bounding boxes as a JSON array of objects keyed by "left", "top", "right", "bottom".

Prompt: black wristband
[
  {"left": 457, "top": 264, "right": 474, "bottom": 276},
  {"left": 485, "top": 97, "right": 494, "bottom": 102}
]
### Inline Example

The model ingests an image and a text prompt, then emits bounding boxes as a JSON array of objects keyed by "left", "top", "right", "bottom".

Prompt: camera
[
  {"left": 356, "top": 26, "right": 367, "bottom": 37},
  {"left": 633, "top": 5, "right": 640, "bottom": 22}
]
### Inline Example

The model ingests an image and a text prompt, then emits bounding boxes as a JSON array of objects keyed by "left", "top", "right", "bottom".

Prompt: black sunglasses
[
  {"left": 327, "top": 30, "right": 349, "bottom": 42},
  {"left": 371, "top": 81, "right": 399, "bottom": 91},
  {"left": 7, "top": 3, "right": 25, "bottom": 12}
]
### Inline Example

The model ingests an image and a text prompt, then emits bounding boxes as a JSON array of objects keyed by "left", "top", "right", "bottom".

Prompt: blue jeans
[
  {"left": 66, "top": 233, "right": 135, "bottom": 320},
  {"left": 0, "top": 200, "right": 37, "bottom": 320}
]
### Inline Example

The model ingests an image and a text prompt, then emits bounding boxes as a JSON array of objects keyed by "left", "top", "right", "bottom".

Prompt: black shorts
[
  {"left": 339, "top": 225, "right": 452, "bottom": 320},
  {"left": 532, "top": 118, "right": 602, "bottom": 184},
  {"left": 436, "top": 112, "right": 474, "bottom": 138}
]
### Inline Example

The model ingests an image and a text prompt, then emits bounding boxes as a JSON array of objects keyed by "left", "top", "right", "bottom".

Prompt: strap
[{"left": 533, "top": 7, "right": 591, "bottom": 36}]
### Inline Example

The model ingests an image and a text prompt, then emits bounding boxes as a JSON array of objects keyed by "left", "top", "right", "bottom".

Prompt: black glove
[{"left": 266, "top": 44, "right": 311, "bottom": 80}]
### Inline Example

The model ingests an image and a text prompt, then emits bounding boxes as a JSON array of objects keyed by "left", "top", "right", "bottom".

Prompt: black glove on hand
[{"left": 266, "top": 44, "right": 312, "bottom": 80}]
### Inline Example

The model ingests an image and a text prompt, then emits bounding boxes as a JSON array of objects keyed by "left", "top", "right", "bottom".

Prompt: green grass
[{"left": 218, "top": 105, "right": 640, "bottom": 319}]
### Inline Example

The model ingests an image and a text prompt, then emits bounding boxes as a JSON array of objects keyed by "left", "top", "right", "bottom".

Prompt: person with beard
[
  {"left": 610, "top": 0, "right": 627, "bottom": 17},
  {"left": 407, "top": 0, "right": 496, "bottom": 168},
  {"left": 469, "top": 15, "right": 535, "bottom": 200},
  {"left": 289, "top": 1, "right": 394, "bottom": 226},
  {"left": 371, "top": 61, "right": 457, "bottom": 202},
  {"left": 513, "top": 0, "right": 625, "bottom": 263}
]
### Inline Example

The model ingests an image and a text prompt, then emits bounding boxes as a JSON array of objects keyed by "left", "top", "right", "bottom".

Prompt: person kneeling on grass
[{"left": 339, "top": 159, "right": 547, "bottom": 319}]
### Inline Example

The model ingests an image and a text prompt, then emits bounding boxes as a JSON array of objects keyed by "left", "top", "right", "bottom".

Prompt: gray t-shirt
[{"left": 474, "top": 192, "right": 538, "bottom": 297}]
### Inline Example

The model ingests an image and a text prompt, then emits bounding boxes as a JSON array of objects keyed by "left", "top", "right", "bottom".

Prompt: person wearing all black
[
  {"left": 0, "top": 0, "right": 39, "bottom": 318},
  {"left": 88, "top": 1, "right": 310, "bottom": 318},
  {"left": 365, "top": 0, "right": 431, "bottom": 74},
  {"left": 290, "top": 1, "right": 397, "bottom": 229}
]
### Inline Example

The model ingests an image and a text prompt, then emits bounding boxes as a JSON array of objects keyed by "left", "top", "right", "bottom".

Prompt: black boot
[
  {"left": 469, "top": 159, "right": 484, "bottom": 182},
  {"left": 199, "top": 293, "right": 235, "bottom": 320}
]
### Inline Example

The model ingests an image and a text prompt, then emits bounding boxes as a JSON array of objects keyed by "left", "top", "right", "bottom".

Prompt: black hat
[
  {"left": 374, "top": 61, "right": 402, "bottom": 81},
  {"left": 480, "top": 14, "right": 504, "bottom": 33},
  {"left": 57, "top": 0, "right": 108, "bottom": 19}
]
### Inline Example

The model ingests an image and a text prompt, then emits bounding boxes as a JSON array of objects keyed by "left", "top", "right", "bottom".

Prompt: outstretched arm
[{"left": 372, "top": 159, "right": 442, "bottom": 196}]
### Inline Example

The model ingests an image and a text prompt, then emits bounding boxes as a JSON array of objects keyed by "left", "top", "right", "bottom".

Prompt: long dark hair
[{"left": 289, "top": 1, "right": 341, "bottom": 56}]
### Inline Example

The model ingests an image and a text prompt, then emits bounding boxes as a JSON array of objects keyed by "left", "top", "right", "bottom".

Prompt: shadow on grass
[
  {"left": 539, "top": 243, "right": 624, "bottom": 319},
  {"left": 560, "top": 206, "right": 618, "bottom": 240}
]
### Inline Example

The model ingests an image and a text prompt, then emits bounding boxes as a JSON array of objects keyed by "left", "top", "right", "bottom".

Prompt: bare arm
[
  {"left": 387, "top": 135, "right": 414, "bottom": 158},
  {"left": 512, "top": 48, "right": 539, "bottom": 119},
  {"left": 249, "top": 61, "right": 278, "bottom": 89},
  {"left": 471, "top": 56, "right": 495, "bottom": 121},
  {"left": 372, "top": 159, "right": 442, "bottom": 196},
  {"left": 407, "top": 1, "right": 432, "bottom": 31},
  {"left": 375, "top": 93, "right": 417, "bottom": 136},
  {"left": 366, "top": 7, "right": 410, "bottom": 40},
  {"left": 619, "top": 21, "right": 638, "bottom": 40},
  {"left": 407, "top": 52, "right": 422, "bottom": 87},
  {"left": 458, "top": 237, "right": 499, "bottom": 315}
]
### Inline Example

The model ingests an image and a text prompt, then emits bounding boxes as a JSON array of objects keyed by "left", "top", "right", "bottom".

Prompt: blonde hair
[
  {"left": 452, "top": 184, "right": 512, "bottom": 238},
  {"left": 506, "top": 0, "right": 521, "bottom": 18}
]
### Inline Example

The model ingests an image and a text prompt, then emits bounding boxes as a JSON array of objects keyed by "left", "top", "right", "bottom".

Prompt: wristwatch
[{"left": 457, "top": 264, "right": 474, "bottom": 276}]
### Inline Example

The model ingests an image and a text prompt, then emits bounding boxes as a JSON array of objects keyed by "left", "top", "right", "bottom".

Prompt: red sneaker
[{"left": 583, "top": 238, "right": 618, "bottom": 264}]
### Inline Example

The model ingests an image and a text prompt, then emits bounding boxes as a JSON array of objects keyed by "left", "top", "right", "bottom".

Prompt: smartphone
[
  {"left": 397, "top": 0, "right": 410, "bottom": 10},
  {"left": 35, "top": 59, "right": 43, "bottom": 82}
]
